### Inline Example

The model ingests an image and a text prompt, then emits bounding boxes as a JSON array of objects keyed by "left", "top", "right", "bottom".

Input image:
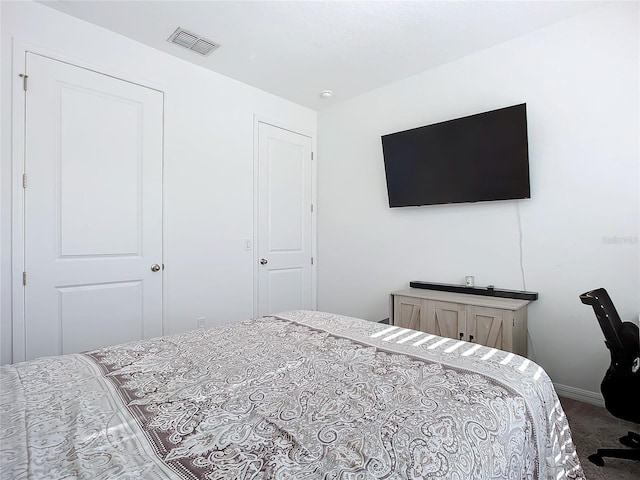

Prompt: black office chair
[{"left": 580, "top": 288, "right": 640, "bottom": 466}]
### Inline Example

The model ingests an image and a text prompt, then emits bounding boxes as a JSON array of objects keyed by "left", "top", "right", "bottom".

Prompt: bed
[{"left": 1, "top": 310, "right": 585, "bottom": 479}]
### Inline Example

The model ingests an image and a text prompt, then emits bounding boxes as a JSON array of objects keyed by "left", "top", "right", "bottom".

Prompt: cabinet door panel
[
  {"left": 427, "top": 301, "right": 466, "bottom": 340},
  {"left": 393, "top": 296, "right": 423, "bottom": 331},
  {"left": 390, "top": 289, "right": 527, "bottom": 355},
  {"left": 467, "top": 306, "right": 512, "bottom": 351}
]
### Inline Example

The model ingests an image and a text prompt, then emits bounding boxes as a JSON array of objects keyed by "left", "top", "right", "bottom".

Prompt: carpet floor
[{"left": 560, "top": 396, "right": 640, "bottom": 479}]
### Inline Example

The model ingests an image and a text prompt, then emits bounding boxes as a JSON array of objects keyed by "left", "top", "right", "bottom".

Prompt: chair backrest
[{"left": 580, "top": 288, "right": 638, "bottom": 369}]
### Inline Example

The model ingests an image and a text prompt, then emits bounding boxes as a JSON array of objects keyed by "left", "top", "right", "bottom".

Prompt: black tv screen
[{"left": 381, "top": 103, "right": 530, "bottom": 207}]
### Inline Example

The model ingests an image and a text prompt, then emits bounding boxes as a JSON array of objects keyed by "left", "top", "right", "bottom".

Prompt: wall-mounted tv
[{"left": 381, "top": 103, "right": 530, "bottom": 208}]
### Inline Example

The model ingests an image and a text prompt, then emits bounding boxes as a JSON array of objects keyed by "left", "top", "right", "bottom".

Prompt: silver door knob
[
  {"left": 151, "top": 264, "right": 161, "bottom": 272},
  {"left": 260, "top": 258, "right": 268, "bottom": 265}
]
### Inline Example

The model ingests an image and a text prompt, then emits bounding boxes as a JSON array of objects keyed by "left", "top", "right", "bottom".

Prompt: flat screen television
[{"left": 381, "top": 103, "right": 530, "bottom": 207}]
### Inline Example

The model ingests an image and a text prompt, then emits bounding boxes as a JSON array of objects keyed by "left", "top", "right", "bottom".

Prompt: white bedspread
[{"left": 1, "top": 310, "right": 584, "bottom": 479}]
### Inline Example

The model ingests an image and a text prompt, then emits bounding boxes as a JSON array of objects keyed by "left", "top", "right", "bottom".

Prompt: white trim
[
  {"left": 160, "top": 92, "right": 167, "bottom": 339},
  {"left": 11, "top": 39, "right": 27, "bottom": 363},
  {"left": 554, "top": 383, "right": 604, "bottom": 407},
  {"left": 252, "top": 114, "right": 317, "bottom": 319},
  {"left": 10, "top": 38, "right": 165, "bottom": 94}
]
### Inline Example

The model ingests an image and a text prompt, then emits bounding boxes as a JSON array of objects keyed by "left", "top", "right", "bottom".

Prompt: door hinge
[
  {"left": 23, "top": 272, "right": 27, "bottom": 286},
  {"left": 311, "top": 257, "right": 314, "bottom": 265},
  {"left": 311, "top": 152, "right": 314, "bottom": 160},
  {"left": 19, "top": 73, "right": 28, "bottom": 91},
  {"left": 513, "top": 318, "right": 515, "bottom": 327},
  {"left": 311, "top": 204, "right": 314, "bottom": 213},
  {"left": 22, "top": 174, "right": 27, "bottom": 188}
]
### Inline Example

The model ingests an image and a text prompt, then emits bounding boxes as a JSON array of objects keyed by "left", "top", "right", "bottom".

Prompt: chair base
[
  {"left": 620, "top": 431, "right": 640, "bottom": 449},
  {"left": 588, "top": 432, "right": 640, "bottom": 466}
]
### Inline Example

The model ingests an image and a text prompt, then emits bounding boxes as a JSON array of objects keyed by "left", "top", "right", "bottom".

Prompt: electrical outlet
[{"left": 196, "top": 317, "right": 206, "bottom": 329}]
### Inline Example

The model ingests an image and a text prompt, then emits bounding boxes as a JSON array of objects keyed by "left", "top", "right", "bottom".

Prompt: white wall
[
  {"left": 317, "top": 2, "right": 639, "bottom": 397},
  {"left": 2, "top": 2, "right": 637, "bottom": 399},
  {"left": 0, "top": 1, "right": 316, "bottom": 364}
]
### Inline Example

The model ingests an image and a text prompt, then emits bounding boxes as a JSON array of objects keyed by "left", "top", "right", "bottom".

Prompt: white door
[
  {"left": 257, "top": 122, "right": 313, "bottom": 316},
  {"left": 20, "top": 53, "right": 163, "bottom": 361}
]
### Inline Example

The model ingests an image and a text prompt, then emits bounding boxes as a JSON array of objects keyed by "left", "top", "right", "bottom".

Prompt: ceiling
[{"left": 40, "top": 0, "right": 605, "bottom": 110}]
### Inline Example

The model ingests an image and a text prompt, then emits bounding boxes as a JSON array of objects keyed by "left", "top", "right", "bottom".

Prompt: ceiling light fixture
[{"left": 319, "top": 90, "right": 333, "bottom": 99}]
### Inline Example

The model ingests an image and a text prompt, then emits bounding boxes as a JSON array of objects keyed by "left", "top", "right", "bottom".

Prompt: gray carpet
[{"left": 560, "top": 396, "right": 640, "bottom": 479}]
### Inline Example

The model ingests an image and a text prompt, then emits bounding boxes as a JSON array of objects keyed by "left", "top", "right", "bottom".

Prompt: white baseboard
[{"left": 554, "top": 383, "right": 605, "bottom": 407}]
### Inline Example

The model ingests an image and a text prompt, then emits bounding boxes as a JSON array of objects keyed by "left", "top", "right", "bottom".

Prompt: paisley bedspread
[{"left": 1, "top": 310, "right": 585, "bottom": 479}]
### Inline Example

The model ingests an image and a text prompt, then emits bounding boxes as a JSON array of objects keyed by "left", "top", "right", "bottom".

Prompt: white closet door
[
  {"left": 21, "top": 53, "right": 163, "bottom": 360},
  {"left": 257, "top": 122, "right": 313, "bottom": 316}
]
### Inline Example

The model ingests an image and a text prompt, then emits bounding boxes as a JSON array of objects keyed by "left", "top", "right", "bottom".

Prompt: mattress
[{"left": 1, "top": 310, "right": 585, "bottom": 479}]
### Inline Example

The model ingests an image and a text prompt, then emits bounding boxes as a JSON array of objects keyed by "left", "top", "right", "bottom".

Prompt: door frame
[
  {"left": 9, "top": 40, "right": 166, "bottom": 363},
  {"left": 252, "top": 115, "right": 317, "bottom": 318}
]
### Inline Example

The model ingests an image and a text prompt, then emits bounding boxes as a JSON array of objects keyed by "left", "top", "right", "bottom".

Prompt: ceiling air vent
[{"left": 167, "top": 27, "right": 219, "bottom": 57}]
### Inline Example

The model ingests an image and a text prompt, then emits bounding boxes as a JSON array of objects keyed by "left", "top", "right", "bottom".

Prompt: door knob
[
  {"left": 151, "top": 264, "right": 161, "bottom": 272},
  {"left": 260, "top": 258, "right": 268, "bottom": 265}
]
